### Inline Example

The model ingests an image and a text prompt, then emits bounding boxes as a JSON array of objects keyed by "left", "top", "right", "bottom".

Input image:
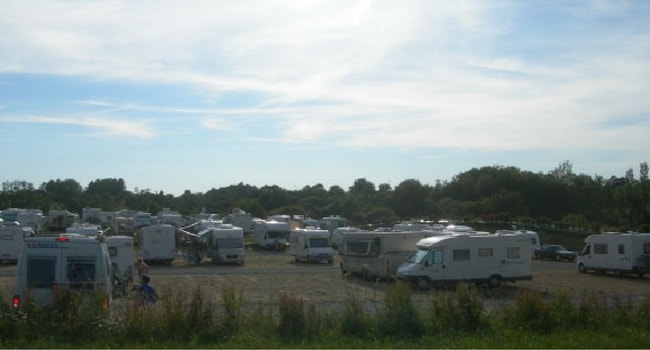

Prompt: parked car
[{"left": 535, "top": 244, "right": 577, "bottom": 261}]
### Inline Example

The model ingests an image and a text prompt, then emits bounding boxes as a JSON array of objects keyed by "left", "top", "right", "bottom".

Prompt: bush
[{"left": 376, "top": 282, "right": 423, "bottom": 338}]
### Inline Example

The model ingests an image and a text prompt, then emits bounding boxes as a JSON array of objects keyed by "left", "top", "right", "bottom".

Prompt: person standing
[{"left": 136, "top": 257, "right": 149, "bottom": 281}]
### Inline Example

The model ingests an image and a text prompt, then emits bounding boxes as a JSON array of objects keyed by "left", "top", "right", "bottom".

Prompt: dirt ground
[{"left": 2, "top": 247, "right": 649, "bottom": 313}]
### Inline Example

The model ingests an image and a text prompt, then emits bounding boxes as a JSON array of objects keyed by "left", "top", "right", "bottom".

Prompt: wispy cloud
[{"left": 0, "top": 116, "right": 154, "bottom": 138}]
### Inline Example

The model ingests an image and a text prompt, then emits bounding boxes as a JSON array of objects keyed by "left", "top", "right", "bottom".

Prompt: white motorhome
[
  {"left": 497, "top": 229, "right": 541, "bottom": 257},
  {"left": 223, "top": 209, "right": 253, "bottom": 233},
  {"left": 254, "top": 220, "right": 290, "bottom": 250},
  {"left": 1, "top": 208, "right": 44, "bottom": 234},
  {"left": 140, "top": 224, "right": 177, "bottom": 265},
  {"left": 47, "top": 210, "right": 79, "bottom": 231},
  {"left": 199, "top": 224, "right": 245, "bottom": 265},
  {"left": 577, "top": 232, "right": 650, "bottom": 277},
  {"left": 105, "top": 235, "right": 135, "bottom": 295},
  {"left": 289, "top": 228, "right": 334, "bottom": 264},
  {"left": 396, "top": 231, "right": 532, "bottom": 289},
  {"left": 0, "top": 225, "right": 34, "bottom": 263},
  {"left": 331, "top": 227, "right": 362, "bottom": 250},
  {"left": 12, "top": 235, "right": 113, "bottom": 308},
  {"left": 339, "top": 230, "right": 430, "bottom": 280}
]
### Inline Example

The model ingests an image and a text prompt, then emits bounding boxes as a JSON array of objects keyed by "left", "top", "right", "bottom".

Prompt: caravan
[
  {"left": 577, "top": 232, "right": 650, "bottom": 277},
  {"left": 289, "top": 228, "right": 334, "bottom": 264},
  {"left": 339, "top": 230, "right": 430, "bottom": 280},
  {"left": 396, "top": 231, "right": 532, "bottom": 289},
  {"left": 12, "top": 235, "right": 113, "bottom": 308}
]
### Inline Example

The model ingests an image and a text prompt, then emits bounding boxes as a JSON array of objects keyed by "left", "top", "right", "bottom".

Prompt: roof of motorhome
[
  {"left": 415, "top": 231, "right": 525, "bottom": 248},
  {"left": 25, "top": 235, "right": 105, "bottom": 245}
]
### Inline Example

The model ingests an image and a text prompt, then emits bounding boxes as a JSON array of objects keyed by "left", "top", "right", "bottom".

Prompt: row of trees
[{"left": 1, "top": 161, "right": 649, "bottom": 232}]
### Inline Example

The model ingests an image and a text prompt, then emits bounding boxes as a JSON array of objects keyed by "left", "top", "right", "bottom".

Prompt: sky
[{"left": 1, "top": 1, "right": 649, "bottom": 196}]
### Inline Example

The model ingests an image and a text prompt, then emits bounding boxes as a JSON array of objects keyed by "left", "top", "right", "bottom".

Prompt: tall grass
[{"left": 2, "top": 283, "right": 650, "bottom": 348}]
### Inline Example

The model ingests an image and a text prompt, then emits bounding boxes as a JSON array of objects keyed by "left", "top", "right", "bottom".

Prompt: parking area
[{"left": 1, "top": 250, "right": 649, "bottom": 312}]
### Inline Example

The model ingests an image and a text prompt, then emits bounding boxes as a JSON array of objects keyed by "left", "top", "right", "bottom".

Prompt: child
[{"left": 138, "top": 274, "right": 159, "bottom": 307}]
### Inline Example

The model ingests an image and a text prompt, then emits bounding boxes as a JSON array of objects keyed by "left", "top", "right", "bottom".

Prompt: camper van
[
  {"left": 12, "top": 235, "right": 113, "bottom": 309},
  {"left": 105, "top": 235, "right": 135, "bottom": 296},
  {"left": 0, "top": 225, "right": 34, "bottom": 263},
  {"left": 289, "top": 228, "right": 334, "bottom": 264},
  {"left": 339, "top": 230, "right": 430, "bottom": 280},
  {"left": 396, "top": 231, "right": 532, "bottom": 289},
  {"left": 200, "top": 224, "right": 245, "bottom": 265},
  {"left": 254, "top": 220, "right": 290, "bottom": 250},
  {"left": 577, "top": 232, "right": 650, "bottom": 277},
  {"left": 140, "top": 224, "right": 177, "bottom": 265}
]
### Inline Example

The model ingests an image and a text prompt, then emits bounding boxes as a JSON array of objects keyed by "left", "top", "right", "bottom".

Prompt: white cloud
[
  {"left": 0, "top": 116, "right": 154, "bottom": 138},
  {"left": 1, "top": 0, "right": 649, "bottom": 154}
]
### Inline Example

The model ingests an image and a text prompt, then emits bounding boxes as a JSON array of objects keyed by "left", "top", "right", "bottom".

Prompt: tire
[
  {"left": 578, "top": 263, "right": 586, "bottom": 274},
  {"left": 555, "top": 255, "right": 561, "bottom": 261},
  {"left": 416, "top": 277, "right": 430, "bottom": 291},
  {"left": 488, "top": 275, "right": 501, "bottom": 288}
]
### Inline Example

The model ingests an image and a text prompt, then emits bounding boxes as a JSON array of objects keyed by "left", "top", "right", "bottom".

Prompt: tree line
[{"left": 1, "top": 161, "right": 649, "bottom": 233}]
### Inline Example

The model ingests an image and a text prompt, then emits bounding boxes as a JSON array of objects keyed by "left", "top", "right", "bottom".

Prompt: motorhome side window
[
  {"left": 345, "top": 240, "right": 370, "bottom": 255},
  {"left": 507, "top": 247, "right": 520, "bottom": 259},
  {"left": 618, "top": 244, "right": 625, "bottom": 254},
  {"left": 27, "top": 256, "right": 56, "bottom": 289},
  {"left": 66, "top": 256, "right": 97, "bottom": 291},
  {"left": 478, "top": 248, "right": 493, "bottom": 257},
  {"left": 644, "top": 243, "right": 650, "bottom": 254},
  {"left": 594, "top": 243, "right": 607, "bottom": 254},
  {"left": 108, "top": 246, "right": 118, "bottom": 257},
  {"left": 453, "top": 249, "right": 470, "bottom": 261},
  {"left": 1, "top": 234, "right": 13, "bottom": 241}
]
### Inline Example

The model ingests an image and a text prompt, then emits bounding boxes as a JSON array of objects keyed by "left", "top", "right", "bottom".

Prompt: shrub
[
  {"left": 376, "top": 282, "right": 423, "bottom": 338},
  {"left": 278, "top": 292, "right": 305, "bottom": 342},
  {"left": 428, "top": 283, "right": 485, "bottom": 334},
  {"left": 340, "top": 293, "right": 371, "bottom": 338}
]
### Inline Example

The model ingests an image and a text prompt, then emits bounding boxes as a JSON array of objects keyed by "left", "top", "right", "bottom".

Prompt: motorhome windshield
[
  {"left": 267, "top": 231, "right": 286, "bottom": 239},
  {"left": 309, "top": 237, "right": 329, "bottom": 248},
  {"left": 407, "top": 249, "right": 430, "bottom": 264},
  {"left": 216, "top": 238, "right": 243, "bottom": 249}
]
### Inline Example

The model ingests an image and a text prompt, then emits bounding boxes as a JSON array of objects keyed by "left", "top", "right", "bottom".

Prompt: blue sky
[{"left": 1, "top": 1, "right": 649, "bottom": 196}]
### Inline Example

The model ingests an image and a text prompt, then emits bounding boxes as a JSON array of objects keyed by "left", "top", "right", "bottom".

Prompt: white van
[
  {"left": 12, "top": 235, "right": 113, "bottom": 309},
  {"left": 289, "top": 228, "right": 334, "bottom": 264},
  {"left": 397, "top": 231, "right": 532, "bottom": 289},
  {"left": 577, "top": 232, "right": 650, "bottom": 277}
]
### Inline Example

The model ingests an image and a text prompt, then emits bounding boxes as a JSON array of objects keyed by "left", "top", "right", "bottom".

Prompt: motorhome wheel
[
  {"left": 578, "top": 263, "right": 586, "bottom": 274},
  {"left": 488, "top": 275, "right": 501, "bottom": 288}
]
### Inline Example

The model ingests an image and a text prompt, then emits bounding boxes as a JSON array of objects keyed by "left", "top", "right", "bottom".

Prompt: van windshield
[{"left": 407, "top": 249, "right": 430, "bottom": 264}]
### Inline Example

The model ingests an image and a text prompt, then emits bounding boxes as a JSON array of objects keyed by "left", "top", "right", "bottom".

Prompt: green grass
[{"left": 2, "top": 282, "right": 650, "bottom": 348}]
